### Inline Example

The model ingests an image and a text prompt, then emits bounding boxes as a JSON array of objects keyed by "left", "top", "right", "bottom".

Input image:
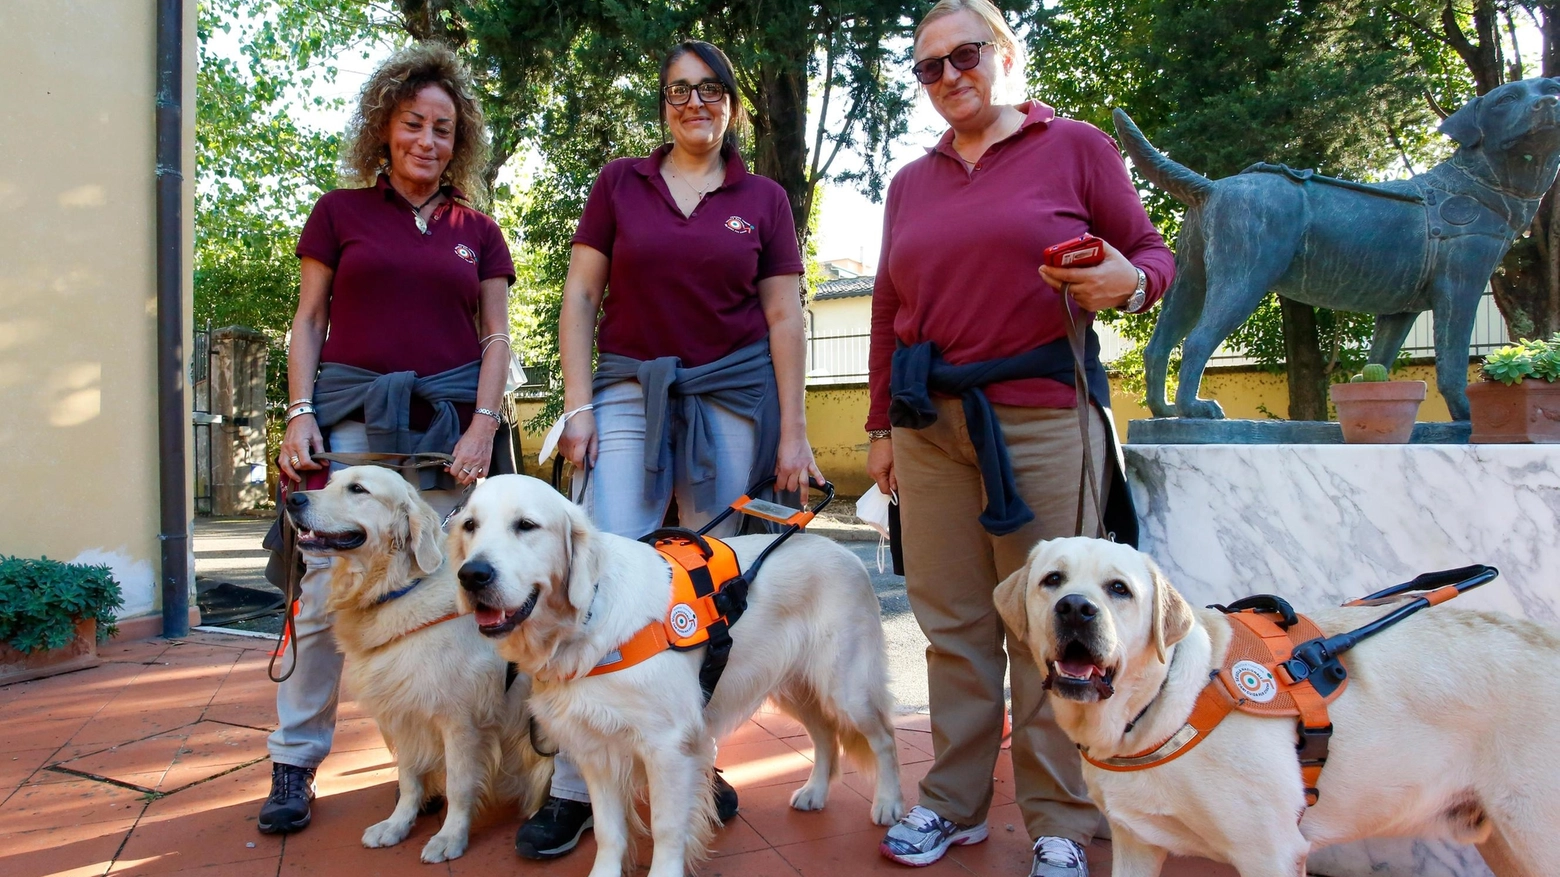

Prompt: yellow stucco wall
[
  {"left": 0, "top": 3, "right": 196, "bottom": 622},
  {"left": 517, "top": 362, "right": 1478, "bottom": 502}
]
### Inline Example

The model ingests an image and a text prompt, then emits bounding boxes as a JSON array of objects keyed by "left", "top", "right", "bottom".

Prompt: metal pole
[{"left": 157, "top": 0, "right": 189, "bottom": 638}]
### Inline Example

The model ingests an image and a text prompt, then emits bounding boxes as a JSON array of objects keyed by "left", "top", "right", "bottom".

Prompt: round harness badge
[
  {"left": 669, "top": 603, "right": 700, "bottom": 639},
  {"left": 1231, "top": 660, "right": 1279, "bottom": 703}
]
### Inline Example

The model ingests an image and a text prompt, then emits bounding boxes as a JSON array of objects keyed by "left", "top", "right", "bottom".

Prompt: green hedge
[{"left": 0, "top": 556, "right": 124, "bottom": 653}]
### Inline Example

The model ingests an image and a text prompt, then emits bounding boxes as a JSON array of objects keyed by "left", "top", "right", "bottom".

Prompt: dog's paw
[
  {"left": 362, "top": 818, "right": 413, "bottom": 848},
  {"left": 789, "top": 783, "right": 829, "bottom": 812},
  {"left": 420, "top": 831, "right": 468, "bottom": 863},
  {"left": 871, "top": 795, "right": 906, "bottom": 827}
]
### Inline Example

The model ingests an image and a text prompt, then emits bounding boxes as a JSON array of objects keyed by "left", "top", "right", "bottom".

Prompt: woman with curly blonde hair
[{"left": 260, "top": 42, "right": 517, "bottom": 840}]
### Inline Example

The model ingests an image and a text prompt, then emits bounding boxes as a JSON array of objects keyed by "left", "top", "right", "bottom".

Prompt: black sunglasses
[
  {"left": 663, "top": 81, "right": 727, "bottom": 106},
  {"left": 911, "top": 41, "right": 992, "bottom": 85}
]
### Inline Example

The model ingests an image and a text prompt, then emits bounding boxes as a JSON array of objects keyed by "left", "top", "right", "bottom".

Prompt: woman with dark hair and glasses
[
  {"left": 514, "top": 39, "right": 821, "bottom": 860},
  {"left": 868, "top": 1, "right": 1173, "bottom": 875}
]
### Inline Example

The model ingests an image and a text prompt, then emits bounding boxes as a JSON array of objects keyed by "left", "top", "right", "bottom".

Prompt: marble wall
[{"left": 1124, "top": 443, "right": 1560, "bottom": 877}]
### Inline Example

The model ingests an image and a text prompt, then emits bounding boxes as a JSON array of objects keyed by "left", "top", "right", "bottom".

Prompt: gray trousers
[
  {"left": 549, "top": 378, "right": 755, "bottom": 802},
  {"left": 267, "top": 421, "right": 463, "bottom": 768}
]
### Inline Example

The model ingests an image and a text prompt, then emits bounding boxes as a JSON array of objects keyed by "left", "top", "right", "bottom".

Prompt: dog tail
[{"left": 1112, "top": 109, "right": 1214, "bottom": 207}]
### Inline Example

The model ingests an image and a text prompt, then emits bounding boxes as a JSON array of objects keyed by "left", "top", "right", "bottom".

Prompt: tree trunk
[
  {"left": 749, "top": 59, "right": 812, "bottom": 247},
  {"left": 1281, "top": 298, "right": 1329, "bottom": 420}
]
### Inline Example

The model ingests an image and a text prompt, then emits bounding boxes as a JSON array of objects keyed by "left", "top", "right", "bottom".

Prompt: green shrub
[
  {"left": 0, "top": 556, "right": 123, "bottom": 653},
  {"left": 1481, "top": 334, "right": 1560, "bottom": 386}
]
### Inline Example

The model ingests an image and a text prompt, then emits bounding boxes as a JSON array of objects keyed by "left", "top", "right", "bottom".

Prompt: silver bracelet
[
  {"left": 287, "top": 397, "right": 313, "bottom": 410},
  {"left": 474, "top": 407, "right": 503, "bottom": 423},
  {"left": 285, "top": 405, "right": 316, "bottom": 423},
  {"left": 867, "top": 428, "right": 892, "bottom": 441}
]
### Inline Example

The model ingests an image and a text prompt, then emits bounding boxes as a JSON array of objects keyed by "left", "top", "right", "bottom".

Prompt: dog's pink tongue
[
  {"left": 474, "top": 607, "right": 508, "bottom": 627},
  {"left": 1059, "top": 660, "right": 1101, "bottom": 678}
]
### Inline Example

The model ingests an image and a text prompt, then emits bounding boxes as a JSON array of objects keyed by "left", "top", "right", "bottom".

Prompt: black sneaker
[
  {"left": 257, "top": 762, "right": 316, "bottom": 834},
  {"left": 515, "top": 795, "right": 594, "bottom": 859},
  {"left": 713, "top": 769, "right": 739, "bottom": 822}
]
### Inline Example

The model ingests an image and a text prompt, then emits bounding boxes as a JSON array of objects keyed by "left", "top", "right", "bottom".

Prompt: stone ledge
[{"left": 1127, "top": 418, "right": 1472, "bottom": 445}]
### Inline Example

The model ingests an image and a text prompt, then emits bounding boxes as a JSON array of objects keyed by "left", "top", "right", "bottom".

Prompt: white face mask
[{"left": 855, "top": 484, "right": 898, "bottom": 573}]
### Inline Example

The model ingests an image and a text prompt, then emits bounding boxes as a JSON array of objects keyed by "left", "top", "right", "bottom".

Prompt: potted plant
[
  {"left": 1330, "top": 363, "right": 1427, "bottom": 443},
  {"left": 0, "top": 556, "right": 123, "bottom": 684},
  {"left": 1468, "top": 334, "right": 1560, "bottom": 443}
]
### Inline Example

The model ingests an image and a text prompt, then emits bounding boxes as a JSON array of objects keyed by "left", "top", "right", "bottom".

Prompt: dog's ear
[
  {"left": 405, "top": 495, "right": 445, "bottom": 576},
  {"left": 1440, "top": 95, "right": 1484, "bottom": 149},
  {"left": 562, "top": 500, "right": 599, "bottom": 612},
  {"left": 994, "top": 562, "right": 1031, "bottom": 643},
  {"left": 1147, "top": 555, "right": 1194, "bottom": 664}
]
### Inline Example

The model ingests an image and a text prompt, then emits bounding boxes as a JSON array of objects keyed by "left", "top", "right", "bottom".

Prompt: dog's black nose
[
  {"left": 1055, "top": 594, "right": 1099, "bottom": 625},
  {"left": 458, "top": 560, "right": 496, "bottom": 592},
  {"left": 287, "top": 492, "right": 309, "bottom": 511}
]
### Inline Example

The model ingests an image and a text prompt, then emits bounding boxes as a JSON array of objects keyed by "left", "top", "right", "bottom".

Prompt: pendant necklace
[{"left": 408, "top": 189, "right": 442, "bottom": 235}]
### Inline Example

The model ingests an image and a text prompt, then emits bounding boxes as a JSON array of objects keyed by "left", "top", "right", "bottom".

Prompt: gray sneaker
[
  {"left": 879, "top": 805, "right": 988, "bottom": 866},
  {"left": 1029, "top": 836, "right": 1089, "bottom": 876}
]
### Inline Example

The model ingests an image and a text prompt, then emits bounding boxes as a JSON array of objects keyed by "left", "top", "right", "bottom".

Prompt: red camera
[{"left": 1042, "top": 233, "right": 1106, "bottom": 269}]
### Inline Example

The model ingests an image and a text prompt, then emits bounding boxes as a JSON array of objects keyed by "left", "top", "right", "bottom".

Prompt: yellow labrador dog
[
  {"left": 994, "top": 536, "right": 1560, "bottom": 877},
  {"left": 448, "top": 474, "right": 904, "bottom": 877},
  {"left": 285, "top": 466, "right": 550, "bottom": 863}
]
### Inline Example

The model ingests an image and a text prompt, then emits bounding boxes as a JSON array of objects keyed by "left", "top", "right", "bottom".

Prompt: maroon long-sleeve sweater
[{"left": 865, "top": 101, "right": 1175, "bottom": 431}]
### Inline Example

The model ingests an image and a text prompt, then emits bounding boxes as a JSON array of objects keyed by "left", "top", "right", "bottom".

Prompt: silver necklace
[
  {"left": 668, "top": 162, "right": 723, "bottom": 201},
  {"left": 405, "top": 189, "right": 442, "bottom": 234}
]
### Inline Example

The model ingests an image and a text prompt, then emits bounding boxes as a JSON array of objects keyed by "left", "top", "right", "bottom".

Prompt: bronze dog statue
[{"left": 1115, "top": 77, "right": 1560, "bottom": 420}]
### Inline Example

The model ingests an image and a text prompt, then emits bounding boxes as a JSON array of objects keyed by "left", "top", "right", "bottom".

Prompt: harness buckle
[
  {"left": 711, "top": 574, "right": 751, "bottom": 625},
  {"left": 1295, "top": 722, "right": 1333, "bottom": 766}
]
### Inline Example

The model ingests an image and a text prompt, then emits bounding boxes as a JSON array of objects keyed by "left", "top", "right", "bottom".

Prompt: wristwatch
[{"left": 1123, "top": 266, "right": 1148, "bottom": 313}]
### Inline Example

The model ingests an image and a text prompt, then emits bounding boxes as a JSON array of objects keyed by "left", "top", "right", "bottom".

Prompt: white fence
[{"left": 809, "top": 294, "right": 1513, "bottom": 384}]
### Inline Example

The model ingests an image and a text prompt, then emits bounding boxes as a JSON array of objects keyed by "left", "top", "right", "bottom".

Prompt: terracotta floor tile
[
  {"left": 6, "top": 715, "right": 93, "bottom": 753},
  {"left": 895, "top": 728, "right": 935, "bottom": 757},
  {"left": 0, "top": 777, "right": 149, "bottom": 832},
  {"left": 66, "top": 708, "right": 205, "bottom": 749},
  {"left": 278, "top": 841, "right": 453, "bottom": 876},
  {"left": 55, "top": 732, "right": 186, "bottom": 790},
  {"left": 750, "top": 708, "right": 807, "bottom": 739},
  {"left": 329, "top": 717, "right": 390, "bottom": 753},
  {"left": 892, "top": 712, "right": 933, "bottom": 733},
  {"left": 990, "top": 749, "right": 1016, "bottom": 807},
  {"left": 109, "top": 856, "right": 282, "bottom": 877},
  {"left": 312, "top": 748, "right": 397, "bottom": 797},
  {"left": 700, "top": 846, "right": 802, "bottom": 877},
  {"left": 775, "top": 826, "right": 965, "bottom": 877},
  {"left": 0, "top": 747, "right": 68, "bottom": 791},
  {"left": 938, "top": 803, "right": 1099, "bottom": 875},
  {"left": 736, "top": 778, "right": 879, "bottom": 849},
  {"left": 718, "top": 738, "right": 817, "bottom": 791},
  {"left": 840, "top": 752, "right": 931, "bottom": 808},
  {"left": 709, "top": 812, "right": 773, "bottom": 858},
  {"left": 786, "top": 731, "right": 932, "bottom": 775},
  {"left": 200, "top": 699, "right": 278, "bottom": 731},
  {"left": 447, "top": 827, "right": 595, "bottom": 877},
  {"left": 157, "top": 722, "right": 271, "bottom": 792},
  {"left": 0, "top": 818, "right": 139, "bottom": 877},
  {"left": 116, "top": 766, "right": 285, "bottom": 871},
  {"left": 1, "top": 662, "right": 146, "bottom": 718},
  {"left": 720, "top": 718, "right": 780, "bottom": 746}
]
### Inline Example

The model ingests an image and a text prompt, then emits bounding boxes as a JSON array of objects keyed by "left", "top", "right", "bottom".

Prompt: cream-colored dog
[
  {"left": 285, "top": 466, "right": 550, "bottom": 863},
  {"left": 994, "top": 536, "right": 1560, "bottom": 877},
  {"left": 448, "top": 474, "right": 904, "bottom": 877}
]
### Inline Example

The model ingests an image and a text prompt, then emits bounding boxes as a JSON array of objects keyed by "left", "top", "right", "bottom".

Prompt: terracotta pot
[
  {"left": 0, "top": 618, "right": 100, "bottom": 685},
  {"left": 1467, "top": 379, "right": 1560, "bottom": 443},
  {"left": 1330, "top": 381, "right": 1427, "bottom": 444}
]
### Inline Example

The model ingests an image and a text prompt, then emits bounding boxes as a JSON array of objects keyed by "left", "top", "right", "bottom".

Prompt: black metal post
[{"left": 157, "top": 0, "right": 189, "bottom": 638}]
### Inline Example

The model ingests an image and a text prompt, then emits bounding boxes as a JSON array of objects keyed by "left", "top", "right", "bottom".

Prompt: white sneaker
[
  {"left": 879, "top": 805, "right": 988, "bottom": 867},
  {"left": 1029, "top": 836, "right": 1089, "bottom": 876}
]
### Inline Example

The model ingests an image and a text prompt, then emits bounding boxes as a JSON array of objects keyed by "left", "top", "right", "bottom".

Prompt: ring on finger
[{"left": 290, "top": 455, "right": 300, "bottom": 465}]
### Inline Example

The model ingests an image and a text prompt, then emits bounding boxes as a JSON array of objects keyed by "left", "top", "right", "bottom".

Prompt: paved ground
[{"left": 0, "top": 631, "right": 1237, "bottom": 876}]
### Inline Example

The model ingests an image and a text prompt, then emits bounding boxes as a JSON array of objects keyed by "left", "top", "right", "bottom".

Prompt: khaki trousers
[{"left": 895, "top": 396, "right": 1109, "bottom": 844}]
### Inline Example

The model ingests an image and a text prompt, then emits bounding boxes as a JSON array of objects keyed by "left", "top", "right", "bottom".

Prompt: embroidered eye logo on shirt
[
  {"left": 454, "top": 244, "right": 477, "bottom": 265},
  {"left": 724, "top": 216, "right": 754, "bottom": 234}
]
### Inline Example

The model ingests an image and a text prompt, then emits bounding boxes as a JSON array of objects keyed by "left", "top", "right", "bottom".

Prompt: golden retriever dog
[
  {"left": 285, "top": 466, "right": 550, "bottom": 863},
  {"left": 446, "top": 474, "right": 904, "bottom": 877},
  {"left": 994, "top": 536, "right": 1560, "bottom": 877}
]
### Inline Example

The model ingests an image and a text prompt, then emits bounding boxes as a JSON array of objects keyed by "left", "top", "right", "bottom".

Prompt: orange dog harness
[
  {"left": 587, "top": 531, "right": 748, "bottom": 699},
  {"left": 1082, "top": 603, "right": 1346, "bottom": 806}
]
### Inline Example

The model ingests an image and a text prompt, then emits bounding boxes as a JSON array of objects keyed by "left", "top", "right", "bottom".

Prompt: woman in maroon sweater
[{"left": 868, "top": 2, "right": 1173, "bottom": 874}]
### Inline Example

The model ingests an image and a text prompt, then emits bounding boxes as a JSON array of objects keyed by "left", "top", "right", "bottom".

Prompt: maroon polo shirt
[
  {"left": 866, "top": 101, "right": 1175, "bottom": 431},
  {"left": 297, "top": 175, "right": 515, "bottom": 428},
  {"left": 572, "top": 143, "right": 804, "bottom": 367}
]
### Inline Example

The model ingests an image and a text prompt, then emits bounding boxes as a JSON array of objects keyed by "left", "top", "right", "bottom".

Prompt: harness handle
[
  {"left": 1211, "top": 594, "right": 1299, "bottom": 629},
  {"left": 1347, "top": 564, "right": 1498, "bottom": 606}
]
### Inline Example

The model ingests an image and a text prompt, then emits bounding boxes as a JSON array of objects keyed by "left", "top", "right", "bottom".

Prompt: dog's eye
[
  {"left": 513, "top": 519, "right": 538, "bottom": 533},
  {"left": 1107, "top": 580, "right": 1132, "bottom": 598},
  {"left": 462, "top": 517, "right": 477, "bottom": 533},
  {"left": 1498, "top": 91, "right": 1518, "bottom": 105},
  {"left": 1041, "top": 571, "right": 1064, "bottom": 588},
  {"left": 347, "top": 483, "right": 369, "bottom": 495}
]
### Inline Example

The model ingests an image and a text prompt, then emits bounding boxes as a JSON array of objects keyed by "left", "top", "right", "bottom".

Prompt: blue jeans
[{"left": 549, "top": 378, "right": 758, "bottom": 801}]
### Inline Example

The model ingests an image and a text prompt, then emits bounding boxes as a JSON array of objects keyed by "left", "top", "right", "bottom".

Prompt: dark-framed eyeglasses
[
  {"left": 663, "top": 81, "right": 727, "bottom": 106},
  {"left": 911, "top": 41, "right": 992, "bottom": 85}
]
